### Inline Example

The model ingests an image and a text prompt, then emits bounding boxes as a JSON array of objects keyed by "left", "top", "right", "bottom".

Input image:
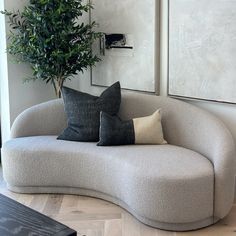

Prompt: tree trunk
[{"left": 54, "top": 77, "right": 64, "bottom": 98}]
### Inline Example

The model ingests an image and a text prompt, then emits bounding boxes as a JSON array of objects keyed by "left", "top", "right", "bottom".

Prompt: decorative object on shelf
[
  {"left": 1, "top": 0, "right": 101, "bottom": 98},
  {"left": 168, "top": 0, "right": 236, "bottom": 104},
  {"left": 91, "top": 0, "right": 159, "bottom": 93},
  {"left": 99, "top": 33, "right": 133, "bottom": 56}
]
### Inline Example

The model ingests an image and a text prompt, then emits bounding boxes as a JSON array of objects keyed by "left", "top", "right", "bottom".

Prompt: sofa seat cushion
[{"left": 2, "top": 136, "right": 214, "bottom": 224}]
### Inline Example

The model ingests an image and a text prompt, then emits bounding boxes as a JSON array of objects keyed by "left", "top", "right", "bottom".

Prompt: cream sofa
[{"left": 2, "top": 92, "right": 236, "bottom": 231}]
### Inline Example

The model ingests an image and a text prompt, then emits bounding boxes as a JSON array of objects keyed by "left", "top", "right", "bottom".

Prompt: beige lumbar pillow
[
  {"left": 133, "top": 110, "right": 167, "bottom": 144},
  {"left": 97, "top": 109, "right": 167, "bottom": 146}
]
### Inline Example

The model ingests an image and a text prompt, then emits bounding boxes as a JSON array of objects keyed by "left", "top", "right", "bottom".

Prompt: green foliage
[{"left": 1, "top": 0, "right": 101, "bottom": 97}]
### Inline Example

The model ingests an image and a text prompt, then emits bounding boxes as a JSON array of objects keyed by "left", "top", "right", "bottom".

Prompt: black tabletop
[{"left": 0, "top": 193, "right": 77, "bottom": 236}]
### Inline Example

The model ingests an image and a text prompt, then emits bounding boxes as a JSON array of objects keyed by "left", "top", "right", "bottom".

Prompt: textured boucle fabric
[
  {"left": 3, "top": 136, "right": 213, "bottom": 224},
  {"left": 119, "top": 92, "right": 236, "bottom": 219},
  {"left": 4, "top": 92, "right": 236, "bottom": 230},
  {"left": 10, "top": 99, "right": 66, "bottom": 139},
  {"left": 58, "top": 82, "right": 121, "bottom": 142},
  {"left": 7, "top": 187, "right": 218, "bottom": 231}
]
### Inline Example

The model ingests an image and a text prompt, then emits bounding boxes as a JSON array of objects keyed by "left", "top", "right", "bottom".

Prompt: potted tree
[{"left": 1, "top": 0, "right": 101, "bottom": 97}]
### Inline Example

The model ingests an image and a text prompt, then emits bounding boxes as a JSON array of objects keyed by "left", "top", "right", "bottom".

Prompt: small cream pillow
[{"left": 133, "top": 110, "right": 167, "bottom": 144}]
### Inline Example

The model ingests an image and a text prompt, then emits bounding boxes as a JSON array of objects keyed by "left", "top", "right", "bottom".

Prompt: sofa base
[{"left": 7, "top": 185, "right": 220, "bottom": 231}]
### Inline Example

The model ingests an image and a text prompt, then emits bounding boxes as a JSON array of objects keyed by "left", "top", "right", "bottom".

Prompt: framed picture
[
  {"left": 90, "top": 0, "right": 159, "bottom": 93},
  {"left": 168, "top": 0, "right": 236, "bottom": 104}
]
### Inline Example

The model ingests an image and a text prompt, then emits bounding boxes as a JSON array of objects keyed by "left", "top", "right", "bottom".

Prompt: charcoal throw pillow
[
  {"left": 98, "top": 110, "right": 167, "bottom": 146},
  {"left": 58, "top": 82, "right": 121, "bottom": 142}
]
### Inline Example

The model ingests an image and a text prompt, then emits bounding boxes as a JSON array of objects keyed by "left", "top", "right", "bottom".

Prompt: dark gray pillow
[
  {"left": 58, "top": 82, "right": 121, "bottom": 142},
  {"left": 97, "top": 112, "right": 135, "bottom": 146}
]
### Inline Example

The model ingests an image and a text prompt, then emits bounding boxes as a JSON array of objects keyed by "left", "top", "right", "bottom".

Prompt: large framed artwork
[
  {"left": 90, "top": 0, "right": 159, "bottom": 93},
  {"left": 168, "top": 0, "right": 236, "bottom": 104}
]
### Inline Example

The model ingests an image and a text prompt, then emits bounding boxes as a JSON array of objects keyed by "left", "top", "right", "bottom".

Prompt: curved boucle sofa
[{"left": 2, "top": 92, "right": 236, "bottom": 231}]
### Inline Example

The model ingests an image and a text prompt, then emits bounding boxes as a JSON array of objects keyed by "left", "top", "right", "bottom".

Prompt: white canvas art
[
  {"left": 91, "top": 0, "right": 158, "bottom": 92},
  {"left": 169, "top": 0, "right": 236, "bottom": 103}
]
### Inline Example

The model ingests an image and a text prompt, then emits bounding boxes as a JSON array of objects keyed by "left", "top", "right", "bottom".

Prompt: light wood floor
[{"left": 0, "top": 169, "right": 235, "bottom": 235}]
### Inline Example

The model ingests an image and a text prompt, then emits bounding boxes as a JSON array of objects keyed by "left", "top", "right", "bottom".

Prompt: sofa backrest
[
  {"left": 119, "top": 91, "right": 234, "bottom": 161},
  {"left": 11, "top": 91, "right": 234, "bottom": 166}
]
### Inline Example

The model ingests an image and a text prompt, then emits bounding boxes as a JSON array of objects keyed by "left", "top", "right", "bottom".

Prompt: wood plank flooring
[{"left": 0, "top": 168, "right": 235, "bottom": 236}]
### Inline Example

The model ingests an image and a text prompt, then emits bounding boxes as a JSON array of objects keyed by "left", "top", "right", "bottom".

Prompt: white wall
[
  {"left": 2, "top": 0, "right": 236, "bottom": 141},
  {"left": 2, "top": 0, "right": 236, "bottom": 147},
  {"left": 0, "top": 0, "right": 55, "bottom": 142},
  {"left": 0, "top": 0, "right": 11, "bottom": 142},
  {"left": 76, "top": 0, "right": 236, "bottom": 146},
  {"left": 159, "top": 0, "right": 236, "bottom": 143},
  {"left": 0, "top": 0, "right": 93, "bottom": 143}
]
